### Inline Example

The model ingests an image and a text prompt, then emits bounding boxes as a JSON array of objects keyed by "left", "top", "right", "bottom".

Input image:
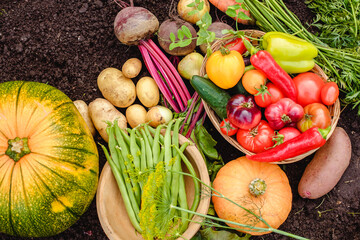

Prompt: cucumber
[{"left": 190, "top": 75, "right": 231, "bottom": 119}]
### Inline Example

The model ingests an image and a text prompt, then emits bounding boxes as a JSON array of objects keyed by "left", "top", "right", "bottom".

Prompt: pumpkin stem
[
  {"left": 249, "top": 178, "right": 267, "bottom": 196},
  {"left": 5, "top": 137, "right": 31, "bottom": 162}
]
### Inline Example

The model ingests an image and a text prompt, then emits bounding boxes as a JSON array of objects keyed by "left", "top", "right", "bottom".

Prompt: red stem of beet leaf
[
  {"left": 149, "top": 53, "right": 185, "bottom": 111},
  {"left": 138, "top": 39, "right": 205, "bottom": 136},
  {"left": 138, "top": 44, "right": 181, "bottom": 112}
]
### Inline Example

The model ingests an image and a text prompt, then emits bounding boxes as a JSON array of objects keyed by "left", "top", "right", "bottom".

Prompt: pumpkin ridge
[
  {"left": 31, "top": 157, "right": 93, "bottom": 193},
  {"left": 30, "top": 152, "right": 98, "bottom": 176},
  {"left": 19, "top": 163, "right": 42, "bottom": 236},
  {"left": 23, "top": 159, "right": 81, "bottom": 219},
  {"left": 8, "top": 162, "right": 17, "bottom": 236}
]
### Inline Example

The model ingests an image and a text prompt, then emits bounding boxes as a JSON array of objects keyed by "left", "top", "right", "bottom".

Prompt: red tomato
[
  {"left": 293, "top": 72, "right": 325, "bottom": 107},
  {"left": 236, "top": 120, "right": 275, "bottom": 153},
  {"left": 254, "top": 83, "right": 284, "bottom": 108},
  {"left": 220, "top": 118, "right": 238, "bottom": 136},
  {"left": 297, "top": 103, "right": 331, "bottom": 132},
  {"left": 264, "top": 98, "right": 304, "bottom": 130},
  {"left": 321, "top": 82, "right": 339, "bottom": 105},
  {"left": 224, "top": 37, "right": 249, "bottom": 55},
  {"left": 273, "top": 127, "right": 301, "bottom": 146}
]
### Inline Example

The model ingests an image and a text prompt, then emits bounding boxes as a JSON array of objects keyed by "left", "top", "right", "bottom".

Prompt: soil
[{"left": 0, "top": 0, "right": 359, "bottom": 239}]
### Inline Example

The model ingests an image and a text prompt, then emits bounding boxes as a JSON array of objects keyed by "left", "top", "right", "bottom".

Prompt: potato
[
  {"left": 97, "top": 67, "right": 136, "bottom": 108},
  {"left": 136, "top": 76, "right": 159, "bottom": 108},
  {"left": 73, "top": 100, "right": 96, "bottom": 136},
  {"left": 122, "top": 58, "right": 142, "bottom": 78},
  {"left": 145, "top": 105, "right": 173, "bottom": 127},
  {"left": 88, "top": 98, "right": 127, "bottom": 142},
  {"left": 126, "top": 104, "right": 147, "bottom": 128},
  {"left": 298, "top": 127, "right": 352, "bottom": 199}
]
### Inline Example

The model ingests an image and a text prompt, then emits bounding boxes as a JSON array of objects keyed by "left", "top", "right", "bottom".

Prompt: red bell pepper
[{"left": 246, "top": 126, "right": 331, "bottom": 162}]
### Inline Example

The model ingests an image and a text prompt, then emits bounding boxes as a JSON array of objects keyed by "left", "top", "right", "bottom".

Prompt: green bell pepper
[{"left": 262, "top": 32, "right": 318, "bottom": 74}]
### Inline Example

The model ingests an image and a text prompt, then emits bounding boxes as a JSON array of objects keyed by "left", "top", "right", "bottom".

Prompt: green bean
[
  {"left": 106, "top": 126, "right": 120, "bottom": 170},
  {"left": 130, "top": 129, "right": 141, "bottom": 170},
  {"left": 113, "top": 121, "right": 141, "bottom": 205},
  {"left": 115, "top": 146, "right": 141, "bottom": 222},
  {"left": 140, "top": 128, "right": 153, "bottom": 169},
  {"left": 147, "top": 124, "right": 165, "bottom": 144},
  {"left": 100, "top": 144, "right": 142, "bottom": 233},
  {"left": 173, "top": 144, "right": 200, "bottom": 232},
  {"left": 143, "top": 124, "right": 154, "bottom": 146},
  {"left": 164, "top": 120, "right": 175, "bottom": 188},
  {"left": 152, "top": 125, "right": 164, "bottom": 165},
  {"left": 139, "top": 137, "right": 147, "bottom": 174}
]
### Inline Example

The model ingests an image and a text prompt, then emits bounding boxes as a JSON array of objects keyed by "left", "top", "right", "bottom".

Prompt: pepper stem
[
  {"left": 242, "top": 37, "right": 258, "bottom": 55},
  {"left": 249, "top": 178, "right": 267, "bottom": 196},
  {"left": 5, "top": 137, "right": 31, "bottom": 162},
  {"left": 318, "top": 126, "right": 332, "bottom": 139}
]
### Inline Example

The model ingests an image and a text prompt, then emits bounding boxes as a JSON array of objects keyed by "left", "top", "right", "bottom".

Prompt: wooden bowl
[
  {"left": 96, "top": 134, "right": 211, "bottom": 240},
  {"left": 200, "top": 29, "right": 341, "bottom": 164}
]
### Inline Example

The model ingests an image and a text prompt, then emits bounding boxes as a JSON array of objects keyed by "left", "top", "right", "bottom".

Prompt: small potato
[
  {"left": 97, "top": 67, "right": 136, "bottom": 108},
  {"left": 136, "top": 76, "right": 159, "bottom": 108},
  {"left": 298, "top": 127, "right": 352, "bottom": 199},
  {"left": 126, "top": 104, "right": 147, "bottom": 128},
  {"left": 73, "top": 100, "right": 96, "bottom": 136},
  {"left": 88, "top": 98, "right": 127, "bottom": 142},
  {"left": 145, "top": 105, "right": 173, "bottom": 127},
  {"left": 122, "top": 58, "right": 142, "bottom": 78}
]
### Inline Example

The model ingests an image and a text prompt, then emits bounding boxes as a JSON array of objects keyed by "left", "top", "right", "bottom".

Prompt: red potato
[{"left": 298, "top": 127, "right": 352, "bottom": 199}]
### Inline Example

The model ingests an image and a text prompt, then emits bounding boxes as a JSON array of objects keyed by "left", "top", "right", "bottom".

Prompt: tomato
[
  {"left": 227, "top": 94, "right": 262, "bottom": 130},
  {"left": 273, "top": 127, "right": 301, "bottom": 147},
  {"left": 264, "top": 98, "right": 304, "bottom": 130},
  {"left": 254, "top": 82, "right": 284, "bottom": 108},
  {"left": 297, "top": 103, "right": 331, "bottom": 132},
  {"left": 241, "top": 69, "right": 267, "bottom": 95},
  {"left": 220, "top": 118, "right": 238, "bottom": 136},
  {"left": 224, "top": 37, "right": 249, "bottom": 55},
  {"left": 321, "top": 82, "right": 339, "bottom": 105},
  {"left": 206, "top": 49, "right": 245, "bottom": 89},
  {"left": 293, "top": 72, "right": 325, "bottom": 107},
  {"left": 236, "top": 120, "right": 275, "bottom": 153}
]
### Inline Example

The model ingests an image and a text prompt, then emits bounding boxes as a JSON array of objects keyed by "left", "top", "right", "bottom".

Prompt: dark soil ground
[{"left": 0, "top": 0, "right": 359, "bottom": 239}]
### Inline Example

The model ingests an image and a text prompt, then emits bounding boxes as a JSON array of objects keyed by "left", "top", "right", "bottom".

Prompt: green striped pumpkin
[{"left": 0, "top": 81, "right": 99, "bottom": 237}]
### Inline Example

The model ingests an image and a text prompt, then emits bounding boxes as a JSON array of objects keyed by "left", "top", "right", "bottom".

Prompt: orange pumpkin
[{"left": 212, "top": 156, "right": 292, "bottom": 235}]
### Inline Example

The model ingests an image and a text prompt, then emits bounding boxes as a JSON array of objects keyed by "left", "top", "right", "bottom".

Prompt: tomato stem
[
  {"left": 5, "top": 137, "right": 31, "bottom": 162},
  {"left": 219, "top": 46, "right": 231, "bottom": 56}
]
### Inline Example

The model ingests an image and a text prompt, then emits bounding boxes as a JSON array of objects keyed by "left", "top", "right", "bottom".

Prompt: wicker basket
[{"left": 200, "top": 30, "right": 341, "bottom": 164}]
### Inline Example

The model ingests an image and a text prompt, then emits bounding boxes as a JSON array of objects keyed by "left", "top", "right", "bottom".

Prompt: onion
[{"left": 178, "top": 52, "right": 204, "bottom": 80}]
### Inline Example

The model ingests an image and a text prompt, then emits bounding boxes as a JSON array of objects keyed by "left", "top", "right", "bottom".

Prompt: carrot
[{"left": 208, "top": 0, "right": 253, "bottom": 25}]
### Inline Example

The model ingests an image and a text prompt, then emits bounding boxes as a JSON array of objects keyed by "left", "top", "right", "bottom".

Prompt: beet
[
  {"left": 157, "top": 18, "right": 197, "bottom": 56},
  {"left": 114, "top": 7, "right": 159, "bottom": 45}
]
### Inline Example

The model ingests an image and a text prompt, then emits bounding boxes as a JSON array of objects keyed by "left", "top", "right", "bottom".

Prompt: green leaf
[
  {"left": 208, "top": 31, "right": 216, "bottom": 43},
  {"left": 200, "top": 227, "right": 250, "bottom": 240},
  {"left": 188, "top": 10, "right": 198, "bottom": 16},
  {"left": 169, "top": 32, "right": 176, "bottom": 43},
  {"left": 201, "top": 12, "right": 212, "bottom": 29},
  {"left": 237, "top": 11, "right": 252, "bottom": 21},
  {"left": 198, "top": 1, "right": 204, "bottom": 11},
  {"left": 169, "top": 42, "right": 177, "bottom": 51},
  {"left": 179, "top": 39, "right": 192, "bottom": 47},
  {"left": 226, "top": 8, "right": 237, "bottom": 18},
  {"left": 182, "top": 25, "right": 192, "bottom": 38},
  {"left": 236, "top": 0, "right": 244, "bottom": 3},
  {"left": 178, "top": 29, "right": 184, "bottom": 41},
  {"left": 194, "top": 124, "right": 221, "bottom": 161},
  {"left": 221, "top": 29, "right": 231, "bottom": 35},
  {"left": 187, "top": 2, "right": 196, "bottom": 7}
]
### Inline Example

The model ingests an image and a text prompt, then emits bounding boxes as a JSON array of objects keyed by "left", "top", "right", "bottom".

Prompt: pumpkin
[
  {"left": 0, "top": 81, "right": 99, "bottom": 237},
  {"left": 212, "top": 156, "right": 292, "bottom": 235}
]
